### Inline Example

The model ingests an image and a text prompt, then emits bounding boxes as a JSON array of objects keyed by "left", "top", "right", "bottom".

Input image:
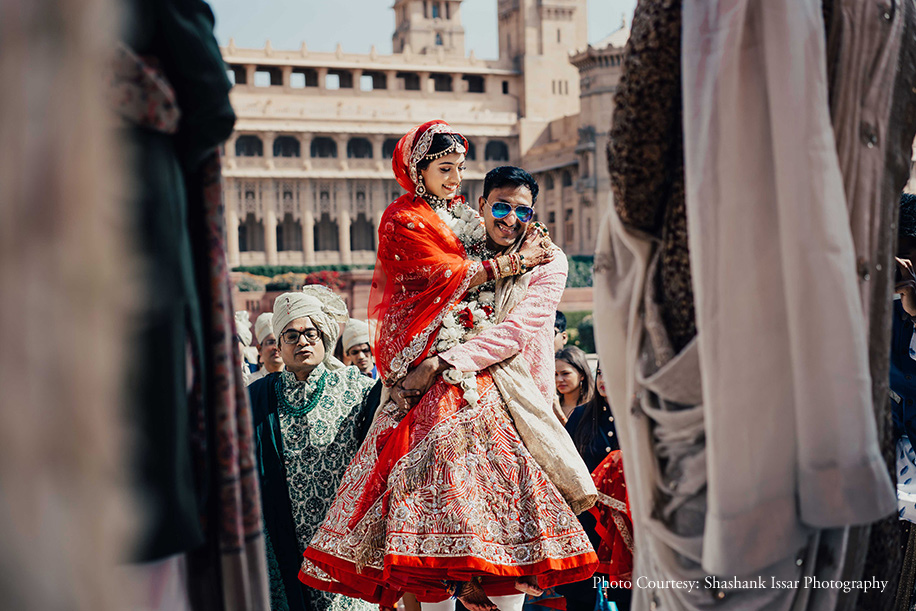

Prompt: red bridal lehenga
[{"left": 298, "top": 121, "right": 597, "bottom": 606}]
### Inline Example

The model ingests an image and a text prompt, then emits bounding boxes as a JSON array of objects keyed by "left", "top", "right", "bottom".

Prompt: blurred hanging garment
[
  {"left": 117, "top": 0, "right": 269, "bottom": 609},
  {"left": 594, "top": 0, "right": 916, "bottom": 609}
]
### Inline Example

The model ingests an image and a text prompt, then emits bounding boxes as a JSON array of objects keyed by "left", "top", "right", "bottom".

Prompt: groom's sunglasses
[{"left": 488, "top": 201, "right": 535, "bottom": 223}]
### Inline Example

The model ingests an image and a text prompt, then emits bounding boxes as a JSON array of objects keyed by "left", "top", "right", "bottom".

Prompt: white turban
[
  {"left": 234, "top": 310, "right": 253, "bottom": 346},
  {"left": 254, "top": 312, "right": 274, "bottom": 344},
  {"left": 342, "top": 319, "right": 371, "bottom": 353},
  {"left": 273, "top": 285, "right": 349, "bottom": 368}
]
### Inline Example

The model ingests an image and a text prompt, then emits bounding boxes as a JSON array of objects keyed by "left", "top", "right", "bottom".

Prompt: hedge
[
  {"left": 234, "top": 264, "right": 374, "bottom": 276},
  {"left": 235, "top": 255, "right": 594, "bottom": 289},
  {"left": 566, "top": 255, "right": 594, "bottom": 288}
]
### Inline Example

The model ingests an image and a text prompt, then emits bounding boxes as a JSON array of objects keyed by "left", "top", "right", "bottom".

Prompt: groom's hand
[
  {"left": 390, "top": 384, "right": 423, "bottom": 414},
  {"left": 400, "top": 356, "right": 449, "bottom": 398}
]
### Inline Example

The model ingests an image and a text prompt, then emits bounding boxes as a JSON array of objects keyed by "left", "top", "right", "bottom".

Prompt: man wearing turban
[
  {"left": 234, "top": 310, "right": 258, "bottom": 385},
  {"left": 247, "top": 312, "right": 284, "bottom": 385},
  {"left": 248, "top": 285, "right": 381, "bottom": 611},
  {"left": 341, "top": 319, "right": 376, "bottom": 379}
]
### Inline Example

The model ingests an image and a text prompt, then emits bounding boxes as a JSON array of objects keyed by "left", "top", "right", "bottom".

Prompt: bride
[{"left": 299, "top": 120, "right": 597, "bottom": 611}]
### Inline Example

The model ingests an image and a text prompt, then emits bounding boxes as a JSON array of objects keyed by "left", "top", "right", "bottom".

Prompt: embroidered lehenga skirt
[{"left": 299, "top": 371, "right": 597, "bottom": 605}]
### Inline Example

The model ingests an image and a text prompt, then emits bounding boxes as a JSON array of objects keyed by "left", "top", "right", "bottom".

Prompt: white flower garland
[
  {"left": 434, "top": 201, "right": 487, "bottom": 258},
  {"left": 431, "top": 200, "right": 496, "bottom": 409}
]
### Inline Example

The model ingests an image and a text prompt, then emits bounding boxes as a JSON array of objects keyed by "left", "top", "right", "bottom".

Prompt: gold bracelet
[{"left": 496, "top": 254, "right": 512, "bottom": 279}]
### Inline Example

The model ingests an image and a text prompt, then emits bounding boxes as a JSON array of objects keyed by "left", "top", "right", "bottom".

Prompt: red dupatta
[
  {"left": 588, "top": 450, "right": 633, "bottom": 584},
  {"left": 369, "top": 120, "right": 476, "bottom": 385}
]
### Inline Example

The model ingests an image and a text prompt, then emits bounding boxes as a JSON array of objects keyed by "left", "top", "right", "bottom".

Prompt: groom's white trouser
[{"left": 421, "top": 593, "right": 525, "bottom": 611}]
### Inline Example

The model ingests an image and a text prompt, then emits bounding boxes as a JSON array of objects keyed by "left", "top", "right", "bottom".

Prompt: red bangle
[{"left": 482, "top": 259, "right": 495, "bottom": 281}]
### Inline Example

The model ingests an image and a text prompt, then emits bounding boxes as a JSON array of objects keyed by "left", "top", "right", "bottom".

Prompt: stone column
[
  {"left": 245, "top": 64, "right": 255, "bottom": 86},
  {"left": 263, "top": 131, "right": 276, "bottom": 159},
  {"left": 317, "top": 67, "right": 328, "bottom": 90},
  {"left": 370, "top": 134, "right": 384, "bottom": 160},
  {"left": 334, "top": 134, "right": 348, "bottom": 167},
  {"left": 226, "top": 189, "right": 241, "bottom": 267},
  {"left": 352, "top": 69, "right": 364, "bottom": 90},
  {"left": 470, "top": 136, "right": 484, "bottom": 169},
  {"left": 302, "top": 209, "right": 316, "bottom": 265},
  {"left": 339, "top": 208, "right": 352, "bottom": 264},
  {"left": 264, "top": 201, "right": 279, "bottom": 265},
  {"left": 281, "top": 65, "right": 293, "bottom": 89},
  {"left": 299, "top": 133, "right": 312, "bottom": 167},
  {"left": 386, "top": 69, "right": 399, "bottom": 91},
  {"left": 419, "top": 71, "right": 432, "bottom": 94}
]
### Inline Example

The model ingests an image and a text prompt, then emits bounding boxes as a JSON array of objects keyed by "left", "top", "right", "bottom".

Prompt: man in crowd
[
  {"left": 342, "top": 318, "right": 377, "bottom": 378},
  {"left": 235, "top": 310, "right": 257, "bottom": 385},
  {"left": 247, "top": 312, "right": 284, "bottom": 385},
  {"left": 554, "top": 311, "right": 568, "bottom": 352}
]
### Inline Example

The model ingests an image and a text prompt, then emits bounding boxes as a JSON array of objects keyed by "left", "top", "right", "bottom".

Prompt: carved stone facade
[
  {"left": 220, "top": 1, "right": 627, "bottom": 266},
  {"left": 522, "top": 24, "right": 627, "bottom": 256}
]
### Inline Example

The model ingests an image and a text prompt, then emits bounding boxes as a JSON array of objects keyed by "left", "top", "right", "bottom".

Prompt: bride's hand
[{"left": 518, "top": 222, "right": 555, "bottom": 268}]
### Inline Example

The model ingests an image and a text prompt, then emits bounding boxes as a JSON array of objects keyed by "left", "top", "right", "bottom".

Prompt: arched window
[
  {"left": 564, "top": 209, "right": 574, "bottom": 243},
  {"left": 484, "top": 140, "right": 509, "bottom": 161},
  {"left": 314, "top": 213, "right": 339, "bottom": 251},
  {"left": 310, "top": 137, "right": 337, "bottom": 158},
  {"left": 272, "top": 136, "right": 300, "bottom": 158},
  {"left": 276, "top": 213, "right": 302, "bottom": 252},
  {"left": 350, "top": 213, "right": 375, "bottom": 251},
  {"left": 432, "top": 2, "right": 440, "bottom": 18},
  {"left": 465, "top": 140, "right": 476, "bottom": 161},
  {"left": 561, "top": 169, "right": 573, "bottom": 186},
  {"left": 347, "top": 138, "right": 373, "bottom": 159},
  {"left": 382, "top": 138, "right": 399, "bottom": 160},
  {"left": 435, "top": 33, "right": 443, "bottom": 46},
  {"left": 238, "top": 213, "right": 264, "bottom": 252},
  {"left": 544, "top": 173, "right": 555, "bottom": 189},
  {"left": 432, "top": 74, "right": 452, "bottom": 91},
  {"left": 235, "top": 135, "right": 263, "bottom": 157}
]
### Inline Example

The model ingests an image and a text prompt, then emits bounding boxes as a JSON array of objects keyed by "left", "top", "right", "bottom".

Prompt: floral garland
[
  {"left": 426, "top": 197, "right": 498, "bottom": 409},
  {"left": 428, "top": 197, "right": 490, "bottom": 260}
]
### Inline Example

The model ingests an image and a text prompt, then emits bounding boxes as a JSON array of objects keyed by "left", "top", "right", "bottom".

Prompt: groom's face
[{"left": 478, "top": 185, "right": 534, "bottom": 250}]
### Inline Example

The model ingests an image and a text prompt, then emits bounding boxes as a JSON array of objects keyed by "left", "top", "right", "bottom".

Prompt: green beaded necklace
[{"left": 277, "top": 369, "right": 328, "bottom": 417}]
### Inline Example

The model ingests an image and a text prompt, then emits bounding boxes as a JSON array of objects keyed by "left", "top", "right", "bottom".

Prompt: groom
[{"left": 395, "top": 166, "right": 582, "bottom": 611}]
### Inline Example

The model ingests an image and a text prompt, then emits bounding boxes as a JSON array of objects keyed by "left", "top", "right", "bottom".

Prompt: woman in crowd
[
  {"left": 300, "top": 120, "right": 596, "bottom": 611},
  {"left": 554, "top": 346, "right": 594, "bottom": 421},
  {"left": 558, "top": 363, "right": 631, "bottom": 610},
  {"left": 248, "top": 285, "right": 381, "bottom": 611}
]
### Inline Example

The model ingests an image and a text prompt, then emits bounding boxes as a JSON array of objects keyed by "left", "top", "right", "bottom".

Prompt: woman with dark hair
[
  {"left": 566, "top": 363, "right": 616, "bottom": 471},
  {"left": 558, "top": 363, "right": 631, "bottom": 610},
  {"left": 554, "top": 346, "right": 594, "bottom": 420}
]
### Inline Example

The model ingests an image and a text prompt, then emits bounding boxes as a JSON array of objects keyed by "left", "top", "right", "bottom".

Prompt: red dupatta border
[{"left": 300, "top": 545, "right": 598, "bottom": 604}]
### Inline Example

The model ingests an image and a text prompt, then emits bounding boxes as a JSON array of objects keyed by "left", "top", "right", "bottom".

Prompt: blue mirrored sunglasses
[{"left": 490, "top": 201, "right": 534, "bottom": 223}]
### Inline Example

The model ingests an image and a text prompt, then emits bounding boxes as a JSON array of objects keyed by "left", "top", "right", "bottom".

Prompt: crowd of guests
[
  {"left": 234, "top": 305, "right": 630, "bottom": 611},
  {"left": 230, "top": 149, "right": 634, "bottom": 611},
  {"left": 220, "top": 116, "right": 916, "bottom": 611}
]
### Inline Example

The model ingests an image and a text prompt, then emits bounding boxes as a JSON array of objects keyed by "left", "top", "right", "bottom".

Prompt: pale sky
[{"left": 207, "top": 0, "right": 637, "bottom": 58}]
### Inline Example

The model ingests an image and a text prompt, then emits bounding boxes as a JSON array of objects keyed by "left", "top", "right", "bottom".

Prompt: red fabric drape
[
  {"left": 370, "top": 120, "right": 476, "bottom": 385},
  {"left": 588, "top": 450, "right": 633, "bottom": 585}
]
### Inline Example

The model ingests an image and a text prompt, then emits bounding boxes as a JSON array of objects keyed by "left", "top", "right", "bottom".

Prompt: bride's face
[{"left": 420, "top": 152, "right": 466, "bottom": 199}]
